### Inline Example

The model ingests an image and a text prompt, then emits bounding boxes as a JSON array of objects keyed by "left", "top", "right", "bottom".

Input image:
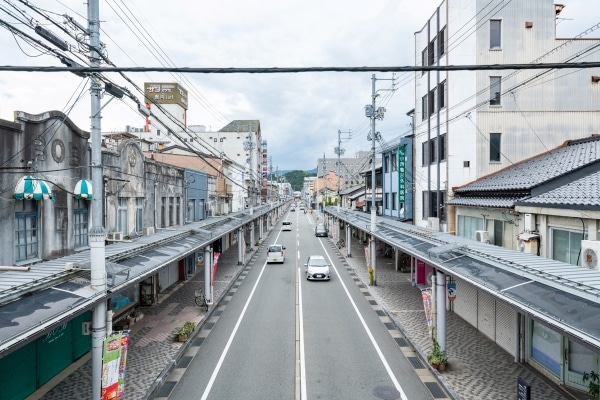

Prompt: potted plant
[
  {"left": 174, "top": 321, "right": 195, "bottom": 342},
  {"left": 427, "top": 336, "right": 447, "bottom": 371},
  {"left": 583, "top": 370, "right": 599, "bottom": 399}
]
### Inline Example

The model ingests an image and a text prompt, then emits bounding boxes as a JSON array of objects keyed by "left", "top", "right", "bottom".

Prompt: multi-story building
[{"left": 414, "top": 0, "right": 600, "bottom": 232}]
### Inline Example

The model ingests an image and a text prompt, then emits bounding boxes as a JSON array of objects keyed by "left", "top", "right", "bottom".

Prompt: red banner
[{"left": 211, "top": 252, "right": 221, "bottom": 286}]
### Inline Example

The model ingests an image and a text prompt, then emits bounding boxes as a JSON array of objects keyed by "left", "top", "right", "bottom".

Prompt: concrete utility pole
[
  {"left": 244, "top": 124, "right": 255, "bottom": 246},
  {"left": 88, "top": 1, "right": 107, "bottom": 398},
  {"left": 335, "top": 129, "right": 351, "bottom": 215},
  {"left": 365, "top": 73, "right": 395, "bottom": 286}
]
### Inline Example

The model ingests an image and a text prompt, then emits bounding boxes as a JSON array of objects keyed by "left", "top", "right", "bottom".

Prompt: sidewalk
[
  {"left": 341, "top": 234, "right": 585, "bottom": 400},
  {"left": 30, "top": 223, "right": 587, "bottom": 400}
]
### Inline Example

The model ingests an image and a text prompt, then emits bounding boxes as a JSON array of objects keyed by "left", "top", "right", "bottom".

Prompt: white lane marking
[
  {"left": 200, "top": 261, "right": 268, "bottom": 400},
  {"left": 298, "top": 267, "right": 307, "bottom": 400},
  {"left": 319, "top": 241, "right": 409, "bottom": 400}
]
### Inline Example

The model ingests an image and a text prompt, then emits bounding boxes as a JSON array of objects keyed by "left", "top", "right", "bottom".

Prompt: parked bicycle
[
  {"left": 337, "top": 238, "right": 345, "bottom": 248},
  {"left": 195, "top": 290, "right": 209, "bottom": 311}
]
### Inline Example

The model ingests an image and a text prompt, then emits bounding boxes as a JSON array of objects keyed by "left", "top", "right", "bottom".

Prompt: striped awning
[
  {"left": 74, "top": 179, "right": 93, "bottom": 200},
  {"left": 14, "top": 175, "right": 54, "bottom": 201}
]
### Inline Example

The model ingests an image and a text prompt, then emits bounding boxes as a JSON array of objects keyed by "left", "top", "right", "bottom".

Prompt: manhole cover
[{"left": 373, "top": 385, "right": 401, "bottom": 400}]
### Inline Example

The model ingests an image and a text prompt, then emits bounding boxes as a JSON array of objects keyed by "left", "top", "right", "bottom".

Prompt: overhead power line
[{"left": 2, "top": 62, "right": 600, "bottom": 74}]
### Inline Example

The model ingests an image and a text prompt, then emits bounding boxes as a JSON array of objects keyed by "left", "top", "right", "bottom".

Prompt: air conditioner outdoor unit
[
  {"left": 581, "top": 240, "right": 600, "bottom": 270},
  {"left": 427, "top": 217, "right": 440, "bottom": 230},
  {"left": 475, "top": 230, "right": 491, "bottom": 243},
  {"left": 517, "top": 233, "right": 539, "bottom": 254},
  {"left": 143, "top": 227, "right": 155, "bottom": 236},
  {"left": 107, "top": 232, "right": 123, "bottom": 241}
]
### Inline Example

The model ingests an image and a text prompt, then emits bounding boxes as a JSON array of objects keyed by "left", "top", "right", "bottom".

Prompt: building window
[
  {"left": 385, "top": 193, "right": 390, "bottom": 210},
  {"left": 176, "top": 197, "right": 181, "bottom": 225},
  {"left": 438, "top": 80, "right": 446, "bottom": 110},
  {"left": 391, "top": 192, "right": 397, "bottom": 210},
  {"left": 161, "top": 197, "right": 166, "bottom": 228},
  {"left": 169, "top": 197, "right": 175, "bottom": 226},
  {"left": 429, "top": 137, "right": 438, "bottom": 163},
  {"left": 136, "top": 198, "right": 143, "bottom": 232},
  {"left": 490, "top": 76, "right": 502, "bottom": 105},
  {"left": 490, "top": 19, "right": 501, "bottom": 49},
  {"left": 391, "top": 152, "right": 397, "bottom": 171},
  {"left": 422, "top": 141, "right": 429, "bottom": 166},
  {"left": 15, "top": 205, "right": 38, "bottom": 262},
  {"left": 428, "top": 87, "right": 436, "bottom": 116},
  {"left": 428, "top": 39, "right": 435, "bottom": 65},
  {"left": 384, "top": 155, "right": 390, "bottom": 172},
  {"left": 490, "top": 132, "right": 501, "bottom": 162},
  {"left": 438, "top": 27, "right": 446, "bottom": 57},
  {"left": 118, "top": 198, "right": 128, "bottom": 235},
  {"left": 74, "top": 200, "right": 89, "bottom": 248},
  {"left": 421, "top": 48, "right": 427, "bottom": 75},
  {"left": 422, "top": 190, "right": 446, "bottom": 220},
  {"left": 421, "top": 95, "right": 428, "bottom": 120},
  {"left": 439, "top": 134, "right": 447, "bottom": 161},
  {"left": 552, "top": 229, "right": 585, "bottom": 266},
  {"left": 457, "top": 215, "right": 484, "bottom": 240}
]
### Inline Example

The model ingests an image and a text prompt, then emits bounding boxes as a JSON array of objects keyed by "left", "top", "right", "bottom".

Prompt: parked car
[
  {"left": 304, "top": 255, "right": 331, "bottom": 281},
  {"left": 282, "top": 221, "right": 292, "bottom": 231},
  {"left": 315, "top": 224, "right": 328, "bottom": 237},
  {"left": 267, "top": 244, "right": 286, "bottom": 263},
  {"left": 290, "top": 207, "right": 296, "bottom": 212}
]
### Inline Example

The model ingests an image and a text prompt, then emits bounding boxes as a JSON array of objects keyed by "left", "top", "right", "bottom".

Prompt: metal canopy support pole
[
  {"left": 205, "top": 246, "right": 212, "bottom": 303},
  {"left": 436, "top": 269, "right": 446, "bottom": 354},
  {"left": 238, "top": 227, "right": 244, "bottom": 265},
  {"left": 88, "top": 1, "right": 106, "bottom": 398}
]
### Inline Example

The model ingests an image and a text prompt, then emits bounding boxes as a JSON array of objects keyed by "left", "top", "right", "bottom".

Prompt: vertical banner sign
[
  {"left": 262, "top": 140, "right": 268, "bottom": 189},
  {"left": 447, "top": 282, "right": 457, "bottom": 301},
  {"left": 397, "top": 146, "right": 406, "bottom": 206},
  {"left": 101, "top": 332, "right": 123, "bottom": 400},
  {"left": 421, "top": 288, "right": 433, "bottom": 334},
  {"left": 364, "top": 245, "right": 370, "bottom": 267},
  {"left": 117, "top": 331, "right": 130, "bottom": 399},
  {"left": 211, "top": 252, "right": 221, "bottom": 286}
]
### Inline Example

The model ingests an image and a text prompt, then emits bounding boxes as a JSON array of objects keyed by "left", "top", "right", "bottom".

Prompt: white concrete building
[{"left": 414, "top": 0, "right": 600, "bottom": 232}]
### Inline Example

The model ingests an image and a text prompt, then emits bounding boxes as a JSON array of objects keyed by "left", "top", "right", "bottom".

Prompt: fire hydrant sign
[{"left": 447, "top": 282, "right": 457, "bottom": 301}]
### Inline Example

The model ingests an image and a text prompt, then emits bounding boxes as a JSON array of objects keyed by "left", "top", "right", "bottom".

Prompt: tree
[{"left": 284, "top": 170, "right": 316, "bottom": 192}]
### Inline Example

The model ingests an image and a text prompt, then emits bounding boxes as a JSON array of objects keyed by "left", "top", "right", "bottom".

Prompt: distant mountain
[
  {"left": 278, "top": 168, "right": 316, "bottom": 175},
  {"left": 282, "top": 169, "right": 317, "bottom": 191}
]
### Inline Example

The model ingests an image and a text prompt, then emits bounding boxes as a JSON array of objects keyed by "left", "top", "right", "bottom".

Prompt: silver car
[{"left": 304, "top": 255, "right": 331, "bottom": 281}]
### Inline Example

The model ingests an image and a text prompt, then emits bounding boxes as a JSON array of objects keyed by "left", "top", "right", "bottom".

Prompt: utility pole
[
  {"left": 365, "top": 73, "right": 395, "bottom": 286},
  {"left": 335, "top": 129, "right": 351, "bottom": 215},
  {"left": 88, "top": 1, "right": 106, "bottom": 398},
  {"left": 244, "top": 124, "right": 255, "bottom": 246}
]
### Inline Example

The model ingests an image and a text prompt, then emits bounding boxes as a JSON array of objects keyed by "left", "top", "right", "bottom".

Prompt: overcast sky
[{"left": 0, "top": 0, "right": 597, "bottom": 171}]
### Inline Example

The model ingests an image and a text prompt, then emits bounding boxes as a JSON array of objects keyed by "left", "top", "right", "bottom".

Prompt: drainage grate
[
  {"left": 394, "top": 337, "right": 408, "bottom": 347},
  {"left": 233, "top": 284, "right": 240, "bottom": 288},
  {"left": 177, "top": 356, "right": 192, "bottom": 368},
  {"left": 407, "top": 356, "right": 424, "bottom": 369},
  {"left": 384, "top": 322, "right": 395, "bottom": 330},
  {"left": 369, "top": 300, "right": 378, "bottom": 305},
  {"left": 227, "top": 291, "right": 235, "bottom": 296},
  {"left": 373, "top": 385, "right": 401, "bottom": 400},
  {"left": 376, "top": 310, "right": 386, "bottom": 316},
  {"left": 204, "top": 322, "right": 215, "bottom": 330},
  {"left": 155, "top": 381, "right": 177, "bottom": 397},
  {"left": 363, "top": 291, "right": 371, "bottom": 296},
  {"left": 425, "top": 381, "right": 447, "bottom": 398},
  {"left": 220, "top": 300, "right": 229, "bottom": 305},
  {"left": 358, "top": 284, "right": 366, "bottom": 289},
  {"left": 193, "top": 337, "right": 205, "bottom": 346},
  {"left": 212, "top": 310, "right": 222, "bottom": 317}
]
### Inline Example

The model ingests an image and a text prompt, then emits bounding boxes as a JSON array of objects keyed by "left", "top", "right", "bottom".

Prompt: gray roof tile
[{"left": 517, "top": 170, "right": 600, "bottom": 207}]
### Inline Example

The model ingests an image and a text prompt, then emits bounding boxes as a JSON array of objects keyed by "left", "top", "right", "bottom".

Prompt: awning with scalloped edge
[
  {"left": 14, "top": 175, "right": 54, "bottom": 201},
  {"left": 74, "top": 179, "right": 93, "bottom": 200}
]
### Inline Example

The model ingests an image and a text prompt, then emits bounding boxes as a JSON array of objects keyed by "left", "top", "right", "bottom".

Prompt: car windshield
[
  {"left": 308, "top": 257, "right": 328, "bottom": 267},
  {"left": 283, "top": 221, "right": 291, "bottom": 225},
  {"left": 269, "top": 246, "right": 282, "bottom": 252},
  {"left": 316, "top": 225, "right": 326, "bottom": 231}
]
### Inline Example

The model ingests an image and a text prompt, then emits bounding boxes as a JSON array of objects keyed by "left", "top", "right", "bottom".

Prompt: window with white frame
[
  {"left": 135, "top": 198, "right": 143, "bottom": 232},
  {"left": 490, "top": 19, "right": 501, "bottom": 49},
  {"left": 457, "top": 215, "right": 484, "bottom": 240},
  {"left": 490, "top": 76, "right": 502, "bottom": 105},
  {"left": 552, "top": 229, "right": 586, "bottom": 266},
  {"left": 117, "top": 198, "right": 128, "bottom": 235},
  {"left": 490, "top": 132, "right": 502, "bottom": 162}
]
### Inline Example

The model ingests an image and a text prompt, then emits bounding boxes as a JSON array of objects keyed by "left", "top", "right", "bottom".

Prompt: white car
[
  {"left": 282, "top": 221, "right": 292, "bottom": 231},
  {"left": 266, "top": 244, "right": 286, "bottom": 263},
  {"left": 304, "top": 255, "right": 331, "bottom": 281}
]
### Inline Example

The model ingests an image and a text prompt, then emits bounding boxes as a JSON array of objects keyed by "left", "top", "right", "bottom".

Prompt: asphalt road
[{"left": 167, "top": 209, "right": 434, "bottom": 400}]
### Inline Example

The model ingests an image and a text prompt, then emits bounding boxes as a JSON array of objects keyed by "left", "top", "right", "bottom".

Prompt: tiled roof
[
  {"left": 218, "top": 120, "right": 260, "bottom": 133},
  {"left": 455, "top": 136, "right": 600, "bottom": 193},
  {"left": 516, "top": 170, "right": 600, "bottom": 208},
  {"left": 447, "top": 196, "right": 524, "bottom": 208}
]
